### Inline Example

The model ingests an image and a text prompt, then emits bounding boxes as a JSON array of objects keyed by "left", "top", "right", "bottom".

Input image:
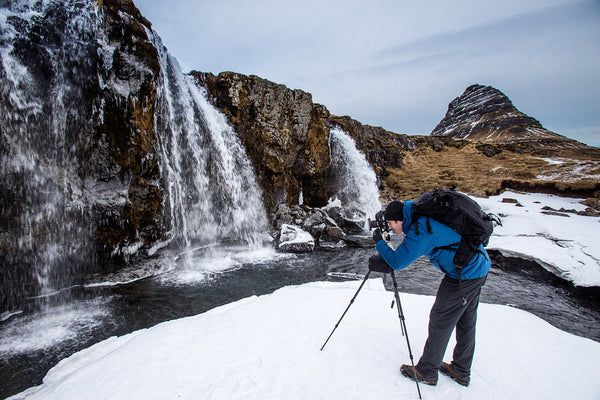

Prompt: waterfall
[
  {"left": 0, "top": 0, "right": 100, "bottom": 312},
  {"left": 329, "top": 127, "right": 382, "bottom": 219},
  {"left": 150, "top": 33, "right": 269, "bottom": 254}
]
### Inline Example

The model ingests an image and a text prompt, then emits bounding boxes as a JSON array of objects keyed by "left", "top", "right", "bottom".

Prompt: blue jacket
[{"left": 375, "top": 201, "right": 490, "bottom": 280}]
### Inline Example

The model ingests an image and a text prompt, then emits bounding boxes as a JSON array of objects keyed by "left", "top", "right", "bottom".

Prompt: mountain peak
[{"left": 430, "top": 84, "right": 582, "bottom": 147}]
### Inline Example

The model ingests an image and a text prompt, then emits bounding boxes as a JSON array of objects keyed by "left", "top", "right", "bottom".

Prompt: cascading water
[
  {"left": 329, "top": 127, "right": 382, "bottom": 220},
  {"left": 0, "top": 0, "right": 100, "bottom": 313},
  {"left": 149, "top": 32, "right": 269, "bottom": 268}
]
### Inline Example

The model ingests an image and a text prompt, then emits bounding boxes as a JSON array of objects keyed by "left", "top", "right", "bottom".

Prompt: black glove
[
  {"left": 372, "top": 228, "right": 383, "bottom": 243},
  {"left": 368, "top": 255, "right": 393, "bottom": 273}
]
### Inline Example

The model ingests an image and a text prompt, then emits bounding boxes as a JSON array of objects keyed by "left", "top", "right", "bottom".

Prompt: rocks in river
[
  {"left": 541, "top": 210, "right": 571, "bottom": 217},
  {"left": 273, "top": 203, "right": 372, "bottom": 252},
  {"left": 277, "top": 224, "right": 315, "bottom": 253},
  {"left": 325, "top": 206, "right": 368, "bottom": 234}
]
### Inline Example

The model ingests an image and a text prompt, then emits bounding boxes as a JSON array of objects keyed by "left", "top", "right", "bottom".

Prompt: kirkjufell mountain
[{"left": 431, "top": 84, "right": 585, "bottom": 148}]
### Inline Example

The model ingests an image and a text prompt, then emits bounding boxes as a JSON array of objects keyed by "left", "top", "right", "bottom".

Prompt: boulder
[
  {"left": 326, "top": 206, "right": 368, "bottom": 233},
  {"left": 343, "top": 234, "right": 375, "bottom": 248},
  {"left": 322, "top": 225, "right": 346, "bottom": 243},
  {"left": 319, "top": 240, "right": 348, "bottom": 252},
  {"left": 277, "top": 224, "right": 315, "bottom": 253}
]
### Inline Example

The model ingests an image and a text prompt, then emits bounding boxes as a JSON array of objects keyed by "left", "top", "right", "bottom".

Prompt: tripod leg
[
  {"left": 320, "top": 270, "right": 371, "bottom": 351},
  {"left": 391, "top": 272, "right": 422, "bottom": 399}
]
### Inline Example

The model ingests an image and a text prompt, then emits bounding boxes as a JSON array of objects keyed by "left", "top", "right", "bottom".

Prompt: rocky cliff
[
  {"left": 1, "top": 0, "right": 166, "bottom": 310},
  {"left": 197, "top": 71, "right": 419, "bottom": 213},
  {"left": 197, "top": 72, "right": 333, "bottom": 212},
  {"left": 93, "top": 0, "right": 164, "bottom": 256},
  {"left": 200, "top": 75, "right": 600, "bottom": 204}
]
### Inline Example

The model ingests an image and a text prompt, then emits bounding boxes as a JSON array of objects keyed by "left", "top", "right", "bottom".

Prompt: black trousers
[{"left": 416, "top": 274, "right": 487, "bottom": 379}]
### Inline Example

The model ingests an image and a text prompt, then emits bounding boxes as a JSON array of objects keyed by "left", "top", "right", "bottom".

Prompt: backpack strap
[
  {"left": 412, "top": 214, "right": 433, "bottom": 236},
  {"left": 425, "top": 217, "right": 432, "bottom": 234},
  {"left": 412, "top": 213, "right": 420, "bottom": 235},
  {"left": 415, "top": 217, "right": 475, "bottom": 306},
  {"left": 434, "top": 242, "right": 469, "bottom": 305}
]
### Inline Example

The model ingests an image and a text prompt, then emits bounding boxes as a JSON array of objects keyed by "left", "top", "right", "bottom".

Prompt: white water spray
[{"left": 329, "top": 127, "right": 382, "bottom": 219}]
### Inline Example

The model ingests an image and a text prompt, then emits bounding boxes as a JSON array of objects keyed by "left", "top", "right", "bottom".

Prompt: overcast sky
[{"left": 134, "top": 0, "right": 600, "bottom": 147}]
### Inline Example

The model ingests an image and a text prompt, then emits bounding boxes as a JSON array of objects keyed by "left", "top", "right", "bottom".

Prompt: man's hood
[{"left": 402, "top": 200, "right": 414, "bottom": 234}]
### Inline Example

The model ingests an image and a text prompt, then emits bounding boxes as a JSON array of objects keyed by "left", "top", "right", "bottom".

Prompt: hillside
[{"left": 377, "top": 135, "right": 600, "bottom": 201}]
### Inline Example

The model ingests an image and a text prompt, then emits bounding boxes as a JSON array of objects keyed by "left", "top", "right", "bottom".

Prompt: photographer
[{"left": 371, "top": 200, "right": 490, "bottom": 387}]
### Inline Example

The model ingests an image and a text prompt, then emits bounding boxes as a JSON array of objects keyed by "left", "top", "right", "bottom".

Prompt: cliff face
[
  {"left": 198, "top": 71, "right": 424, "bottom": 213},
  {"left": 0, "top": 0, "right": 167, "bottom": 311},
  {"left": 200, "top": 75, "right": 600, "bottom": 205},
  {"left": 93, "top": 0, "right": 164, "bottom": 256},
  {"left": 198, "top": 72, "right": 333, "bottom": 212}
]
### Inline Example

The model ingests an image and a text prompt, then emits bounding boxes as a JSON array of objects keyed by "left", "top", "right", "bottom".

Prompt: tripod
[
  {"left": 320, "top": 270, "right": 422, "bottom": 399},
  {"left": 320, "top": 270, "right": 372, "bottom": 351},
  {"left": 390, "top": 271, "right": 422, "bottom": 399}
]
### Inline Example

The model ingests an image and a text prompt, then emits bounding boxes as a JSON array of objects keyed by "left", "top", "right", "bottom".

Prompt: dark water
[{"left": 1, "top": 248, "right": 599, "bottom": 399}]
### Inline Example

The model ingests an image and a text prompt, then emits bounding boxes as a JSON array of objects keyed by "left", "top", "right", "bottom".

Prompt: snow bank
[
  {"left": 477, "top": 190, "right": 600, "bottom": 287},
  {"left": 10, "top": 280, "right": 600, "bottom": 400}
]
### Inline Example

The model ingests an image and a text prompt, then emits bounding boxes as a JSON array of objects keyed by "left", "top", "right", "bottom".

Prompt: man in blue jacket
[{"left": 371, "top": 199, "right": 490, "bottom": 387}]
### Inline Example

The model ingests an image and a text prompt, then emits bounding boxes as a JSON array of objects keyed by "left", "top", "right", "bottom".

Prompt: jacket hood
[{"left": 402, "top": 201, "right": 415, "bottom": 234}]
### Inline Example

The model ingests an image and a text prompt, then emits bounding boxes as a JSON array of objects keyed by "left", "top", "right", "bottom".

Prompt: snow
[
  {"left": 279, "top": 223, "right": 314, "bottom": 245},
  {"left": 475, "top": 190, "right": 600, "bottom": 287},
  {"left": 536, "top": 158, "right": 600, "bottom": 182},
  {"left": 9, "top": 279, "right": 600, "bottom": 400}
]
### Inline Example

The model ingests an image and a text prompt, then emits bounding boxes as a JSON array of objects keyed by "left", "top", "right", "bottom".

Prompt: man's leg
[
  {"left": 416, "top": 276, "right": 466, "bottom": 378},
  {"left": 450, "top": 276, "right": 486, "bottom": 376}
]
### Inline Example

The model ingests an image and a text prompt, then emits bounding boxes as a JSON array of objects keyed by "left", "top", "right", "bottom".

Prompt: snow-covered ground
[
  {"left": 476, "top": 190, "right": 600, "bottom": 287},
  {"left": 9, "top": 279, "right": 600, "bottom": 400}
]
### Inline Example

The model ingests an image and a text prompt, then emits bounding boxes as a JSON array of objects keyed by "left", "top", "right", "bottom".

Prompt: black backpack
[{"left": 410, "top": 189, "right": 501, "bottom": 268}]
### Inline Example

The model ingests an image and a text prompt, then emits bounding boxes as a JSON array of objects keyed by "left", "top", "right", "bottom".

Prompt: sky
[{"left": 133, "top": 0, "right": 600, "bottom": 146}]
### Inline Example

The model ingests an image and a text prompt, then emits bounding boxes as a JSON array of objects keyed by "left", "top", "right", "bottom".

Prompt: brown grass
[{"left": 380, "top": 142, "right": 600, "bottom": 201}]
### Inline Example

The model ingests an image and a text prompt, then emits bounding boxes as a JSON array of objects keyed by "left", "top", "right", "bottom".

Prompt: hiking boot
[
  {"left": 400, "top": 364, "right": 437, "bottom": 386},
  {"left": 440, "top": 362, "right": 470, "bottom": 386}
]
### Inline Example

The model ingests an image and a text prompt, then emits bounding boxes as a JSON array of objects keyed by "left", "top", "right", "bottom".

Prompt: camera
[{"left": 368, "top": 209, "right": 389, "bottom": 232}]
